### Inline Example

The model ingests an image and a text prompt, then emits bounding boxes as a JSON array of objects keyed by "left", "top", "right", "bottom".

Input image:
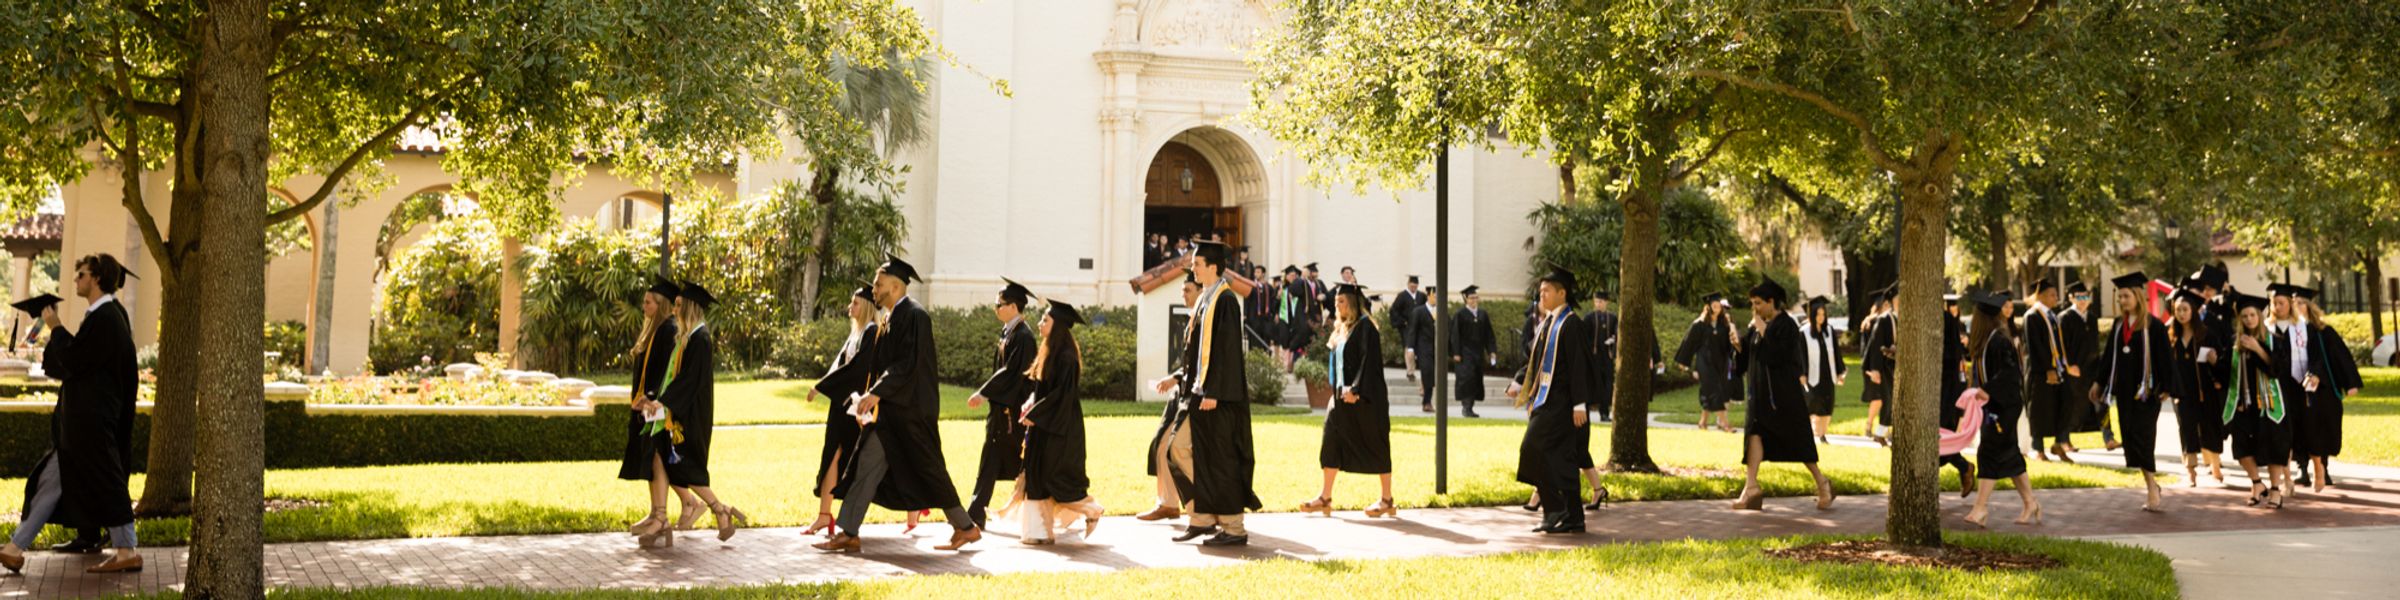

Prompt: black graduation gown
[
  {"left": 1941, "top": 313, "right": 1968, "bottom": 408},
  {"left": 1735, "top": 314, "right": 1817, "bottom": 463},
  {"left": 1175, "top": 286, "right": 1259, "bottom": 515},
  {"left": 1022, "top": 345, "right": 1089, "bottom": 502},
  {"left": 1861, "top": 314, "right": 1895, "bottom": 407},
  {"left": 865, "top": 298, "right": 964, "bottom": 510},
  {"left": 654, "top": 324, "right": 716, "bottom": 487},
  {"left": 2093, "top": 318, "right": 2171, "bottom": 473},
  {"left": 2167, "top": 323, "right": 2227, "bottom": 455},
  {"left": 1514, "top": 310, "right": 1594, "bottom": 491},
  {"left": 1389, "top": 290, "right": 1424, "bottom": 350},
  {"left": 811, "top": 324, "right": 877, "bottom": 497},
  {"left": 2287, "top": 324, "right": 2360, "bottom": 459},
  {"left": 1586, "top": 309, "right": 1617, "bottom": 410},
  {"left": 1279, "top": 281, "right": 1316, "bottom": 350},
  {"left": 971, "top": 321, "right": 1035, "bottom": 488},
  {"left": 1246, "top": 285, "right": 1279, "bottom": 350},
  {"left": 1674, "top": 317, "right": 1737, "bottom": 410},
  {"left": 2229, "top": 337, "right": 2292, "bottom": 463},
  {"left": 1322, "top": 321, "right": 1392, "bottom": 474},
  {"left": 1973, "top": 330, "right": 2029, "bottom": 480},
  {"left": 1146, "top": 333, "right": 1187, "bottom": 479},
  {"left": 619, "top": 318, "right": 678, "bottom": 481},
  {"left": 1453, "top": 306, "right": 1496, "bottom": 401},
  {"left": 1803, "top": 323, "right": 1846, "bottom": 416},
  {"left": 2023, "top": 306, "right": 2075, "bottom": 439},
  {"left": 2059, "top": 307, "right": 2103, "bottom": 433},
  {"left": 1411, "top": 304, "right": 1441, "bottom": 401},
  {"left": 25, "top": 300, "right": 138, "bottom": 530}
]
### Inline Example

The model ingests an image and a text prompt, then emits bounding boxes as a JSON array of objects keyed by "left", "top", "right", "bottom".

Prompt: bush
[
  {"left": 519, "top": 221, "right": 655, "bottom": 375},
  {"left": 0, "top": 397, "right": 632, "bottom": 478},
  {"left": 771, "top": 316, "right": 860, "bottom": 378},
  {"left": 2317, "top": 313, "right": 2393, "bottom": 367},
  {"left": 1245, "top": 348, "right": 1289, "bottom": 406},
  {"left": 370, "top": 218, "right": 501, "bottom": 373},
  {"left": 1075, "top": 324, "right": 1138, "bottom": 400},
  {"left": 264, "top": 320, "right": 306, "bottom": 369},
  {"left": 1291, "top": 357, "right": 1329, "bottom": 390}
]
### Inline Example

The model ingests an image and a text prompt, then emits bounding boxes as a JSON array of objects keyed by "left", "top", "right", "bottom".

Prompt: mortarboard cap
[
  {"left": 2111, "top": 272, "right": 2149, "bottom": 290},
  {"left": 1046, "top": 299, "right": 1085, "bottom": 327},
  {"left": 2229, "top": 291, "right": 2269, "bottom": 311},
  {"left": 1972, "top": 290, "right": 2013, "bottom": 315},
  {"left": 646, "top": 279, "right": 681, "bottom": 300},
  {"left": 2033, "top": 279, "right": 2058, "bottom": 294},
  {"left": 1699, "top": 292, "right": 1722, "bottom": 305},
  {"left": 10, "top": 294, "right": 62, "bottom": 318},
  {"left": 677, "top": 281, "right": 717, "bottom": 308},
  {"left": 1748, "top": 276, "right": 1788, "bottom": 303},
  {"left": 1591, "top": 289, "right": 1609, "bottom": 301},
  {"left": 2066, "top": 281, "right": 2089, "bottom": 295},
  {"left": 999, "top": 278, "right": 1034, "bottom": 306},
  {"left": 851, "top": 286, "right": 875, "bottom": 302},
  {"left": 1192, "top": 239, "right": 1229, "bottom": 265},
  {"left": 1408, "top": 275, "right": 1420, "bottom": 284},
  {"left": 878, "top": 252, "right": 921, "bottom": 284}
]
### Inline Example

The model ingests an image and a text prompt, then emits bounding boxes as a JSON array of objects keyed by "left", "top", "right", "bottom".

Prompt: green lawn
[
  {"left": 1653, "top": 358, "right": 2121, "bottom": 452},
  {"left": 122, "top": 534, "right": 2175, "bottom": 600},
  {"left": 0, "top": 405, "right": 2144, "bottom": 547},
  {"left": 713, "top": 379, "right": 1306, "bottom": 425},
  {"left": 2343, "top": 366, "right": 2400, "bottom": 467}
]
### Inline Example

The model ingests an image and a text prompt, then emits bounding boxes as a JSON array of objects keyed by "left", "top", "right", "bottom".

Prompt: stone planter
[{"left": 1304, "top": 380, "right": 1334, "bottom": 410}]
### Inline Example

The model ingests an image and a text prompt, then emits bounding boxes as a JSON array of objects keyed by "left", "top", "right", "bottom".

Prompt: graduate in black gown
[
  {"left": 642, "top": 282, "right": 748, "bottom": 546},
  {"left": 2164, "top": 290, "right": 2228, "bottom": 488},
  {"left": 1675, "top": 293, "right": 1739, "bottom": 433},
  {"left": 1507, "top": 266, "right": 1596, "bottom": 534},
  {"left": 2224, "top": 291, "right": 2294, "bottom": 507},
  {"left": 1148, "top": 240, "right": 1259, "bottom": 547},
  {"left": 1729, "top": 276, "right": 1835, "bottom": 511},
  {"left": 1801, "top": 297, "right": 1846, "bottom": 443},
  {"left": 1858, "top": 287, "right": 1896, "bottom": 443},
  {"left": 1392, "top": 276, "right": 1426, "bottom": 381},
  {"left": 1016, "top": 300, "right": 1103, "bottom": 544},
  {"left": 1961, "top": 290, "right": 2041, "bottom": 527},
  {"left": 2058, "top": 282, "right": 2104, "bottom": 447},
  {"left": 964, "top": 279, "right": 1037, "bottom": 527},
  {"left": 1302, "top": 283, "right": 1398, "bottom": 518},
  {"left": 2091, "top": 272, "right": 2172, "bottom": 512},
  {"left": 2284, "top": 287, "right": 2360, "bottom": 495},
  {"left": 1247, "top": 266, "right": 1279, "bottom": 351},
  {"left": 1410, "top": 286, "right": 1443, "bottom": 412},
  {"left": 1453, "top": 286, "right": 1498, "bottom": 418},
  {"left": 1278, "top": 266, "right": 1315, "bottom": 368},
  {"left": 816, "top": 255, "right": 983, "bottom": 553},
  {"left": 802, "top": 287, "right": 881, "bottom": 536},
  {"left": 622, "top": 280, "right": 704, "bottom": 546},
  {"left": 2023, "top": 279, "right": 2080, "bottom": 462},
  {"left": 1138, "top": 276, "right": 1205, "bottom": 522},
  {"left": 3, "top": 255, "right": 143, "bottom": 574}
]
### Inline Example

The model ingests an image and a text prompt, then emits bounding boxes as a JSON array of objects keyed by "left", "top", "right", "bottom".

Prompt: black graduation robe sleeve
[
  {"left": 1674, "top": 321, "right": 1707, "bottom": 369},
  {"left": 975, "top": 325, "right": 1038, "bottom": 405}
]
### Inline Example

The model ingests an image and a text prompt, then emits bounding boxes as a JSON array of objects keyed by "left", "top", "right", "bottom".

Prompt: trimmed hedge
[
  {"left": 0, "top": 400, "right": 631, "bottom": 478},
  {"left": 772, "top": 305, "right": 1142, "bottom": 400}
]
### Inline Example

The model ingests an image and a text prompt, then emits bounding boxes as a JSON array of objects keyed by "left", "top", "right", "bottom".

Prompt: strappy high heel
[
  {"left": 1963, "top": 507, "right": 1989, "bottom": 528},
  {"left": 1730, "top": 486, "right": 1763, "bottom": 511},
  {"left": 710, "top": 501, "right": 749, "bottom": 541},
  {"left": 804, "top": 513, "right": 836, "bottom": 536},
  {"left": 2247, "top": 483, "right": 2267, "bottom": 507},
  {"left": 628, "top": 506, "right": 669, "bottom": 537},
  {"left": 676, "top": 502, "right": 707, "bottom": 531},
  {"left": 1299, "top": 496, "right": 1333, "bottom": 516},
  {"left": 1364, "top": 498, "right": 1398, "bottom": 518}
]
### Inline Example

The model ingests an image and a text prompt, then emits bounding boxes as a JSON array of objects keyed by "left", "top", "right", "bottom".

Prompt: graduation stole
[
  {"left": 1329, "top": 330, "right": 1347, "bottom": 390},
  {"left": 1516, "top": 310, "right": 1567, "bottom": 409},
  {"left": 1188, "top": 282, "right": 1230, "bottom": 391},
  {"left": 2223, "top": 334, "right": 2285, "bottom": 424},
  {"left": 2037, "top": 305, "right": 2067, "bottom": 374},
  {"left": 631, "top": 320, "right": 666, "bottom": 400},
  {"left": 647, "top": 322, "right": 704, "bottom": 448}
]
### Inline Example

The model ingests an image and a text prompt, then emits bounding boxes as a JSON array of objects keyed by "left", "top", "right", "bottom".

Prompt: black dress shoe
[
  {"left": 1543, "top": 524, "right": 1587, "bottom": 534},
  {"left": 1463, "top": 410, "right": 1481, "bottom": 418},
  {"left": 1172, "top": 526, "right": 1220, "bottom": 542},
  {"left": 1201, "top": 533, "right": 1249, "bottom": 547}
]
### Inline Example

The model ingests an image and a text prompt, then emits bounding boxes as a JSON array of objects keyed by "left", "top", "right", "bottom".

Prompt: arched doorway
[{"left": 1143, "top": 141, "right": 1228, "bottom": 244}]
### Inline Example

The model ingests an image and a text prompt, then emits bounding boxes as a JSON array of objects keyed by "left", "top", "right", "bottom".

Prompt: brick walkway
[{"left": 7, "top": 479, "right": 2399, "bottom": 598}]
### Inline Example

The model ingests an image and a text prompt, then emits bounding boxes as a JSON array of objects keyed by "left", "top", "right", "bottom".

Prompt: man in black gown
[
  {"left": 964, "top": 279, "right": 1037, "bottom": 527},
  {"left": 1452, "top": 286, "right": 1496, "bottom": 418},
  {"left": 2, "top": 254, "right": 143, "bottom": 573},
  {"left": 1150, "top": 240, "right": 1258, "bottom": 547},
  {"left": 1508, "top": 266, "right": 1594, "bottom": 534},
  {"left": 817, "top": 254, "right": 983, "bottom": 553},
  {"left": 1247, "top": 266, "right": 1278, "bottom": 351},
  {"left": 1392, "top": 276, "right": 1426, "bottom": 380},
  {"left": 1411, "top": 286, "right": 1443, "bottom": 413},
  {"left": 2023, "top": 279, "right": 2078, "bottom": 462}
]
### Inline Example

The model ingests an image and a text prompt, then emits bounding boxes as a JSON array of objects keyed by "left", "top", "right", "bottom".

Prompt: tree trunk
[
  {"left": 795, "top": 166, "right": 839, "bottom": 323},
  {"left": 1980, "top": 205, "right": 2007, "bottom": 292},
  {"left": 1886, "top": 151, "right": 1958, "bottom": 551},
  {"left": 136, "top": 100, "right": 212, "bottom": 518},
  {"left": 308, "top": 199, "right": 338, "bottom": 374},
  {"left": 1606, "top": 141, "right": 1670, "bottom": 473},
  {"left": 2365, "top": 248, "right": 2386, "bottom": 345},
  {"left": 1839, "top": 244, "right": 1898, "bottom": 338},
  {"left": 187, "top": 0, "right": 271, "bottom": 595}
]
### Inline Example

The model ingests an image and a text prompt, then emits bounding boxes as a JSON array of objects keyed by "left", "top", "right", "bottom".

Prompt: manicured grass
[
  {"left": 121, "top": 533, "right": 2176, "bottom": 600},
  {"left": 1653, "top": 358, "right": 2120, "bottom": 453},
  {"left": 2342, "top": 366, "right": 2400, "bottom": 467},
  {"left": 0, "top": 409, "right": 2143, "bottom": 547}
]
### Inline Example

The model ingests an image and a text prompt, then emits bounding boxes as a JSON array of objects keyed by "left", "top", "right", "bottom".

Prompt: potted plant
[{"left": 1293, "top": 358, "right": 1332, "bottom": 409}]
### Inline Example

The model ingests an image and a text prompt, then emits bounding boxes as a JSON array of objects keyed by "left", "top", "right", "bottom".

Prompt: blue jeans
[{"left": 11, "top": 458, "right": 137, "bottom": 549}]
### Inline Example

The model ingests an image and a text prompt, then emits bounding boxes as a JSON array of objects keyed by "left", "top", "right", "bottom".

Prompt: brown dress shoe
[
  {"left": 811, "top": 534, "right": 861, "bottom": 553},
  {"left": 934, "top": 527, "right": 982, "bottom": 551},
  {"left": 0, "top": 545, "right": 24, "bottom": 574},
  {"left": 86, "top": 550, "right": 143, "bottom": 574},
  {"left": 1134, "top": 505, "right": 1181, "bottom": 521}
]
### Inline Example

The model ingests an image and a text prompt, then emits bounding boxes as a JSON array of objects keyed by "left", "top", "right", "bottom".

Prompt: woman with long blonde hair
[
  {"left": 2225, "top": 291, "right": 2292, "bottom": 507},
  {"left": 802, "top": 287, "right": 883, "bottom": 535},
  {"left": 1301, "top": 284, "right": 1397, "bottom": 518},
  {"left": 2283, "top": 288, "right": 2360, "bottom": 494},
  {"left": 2091, "top": 273, "right": 2172, "bottom": 512},
  {"left": 622, "top": 280, "right": 704, "bottom": 547}
]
